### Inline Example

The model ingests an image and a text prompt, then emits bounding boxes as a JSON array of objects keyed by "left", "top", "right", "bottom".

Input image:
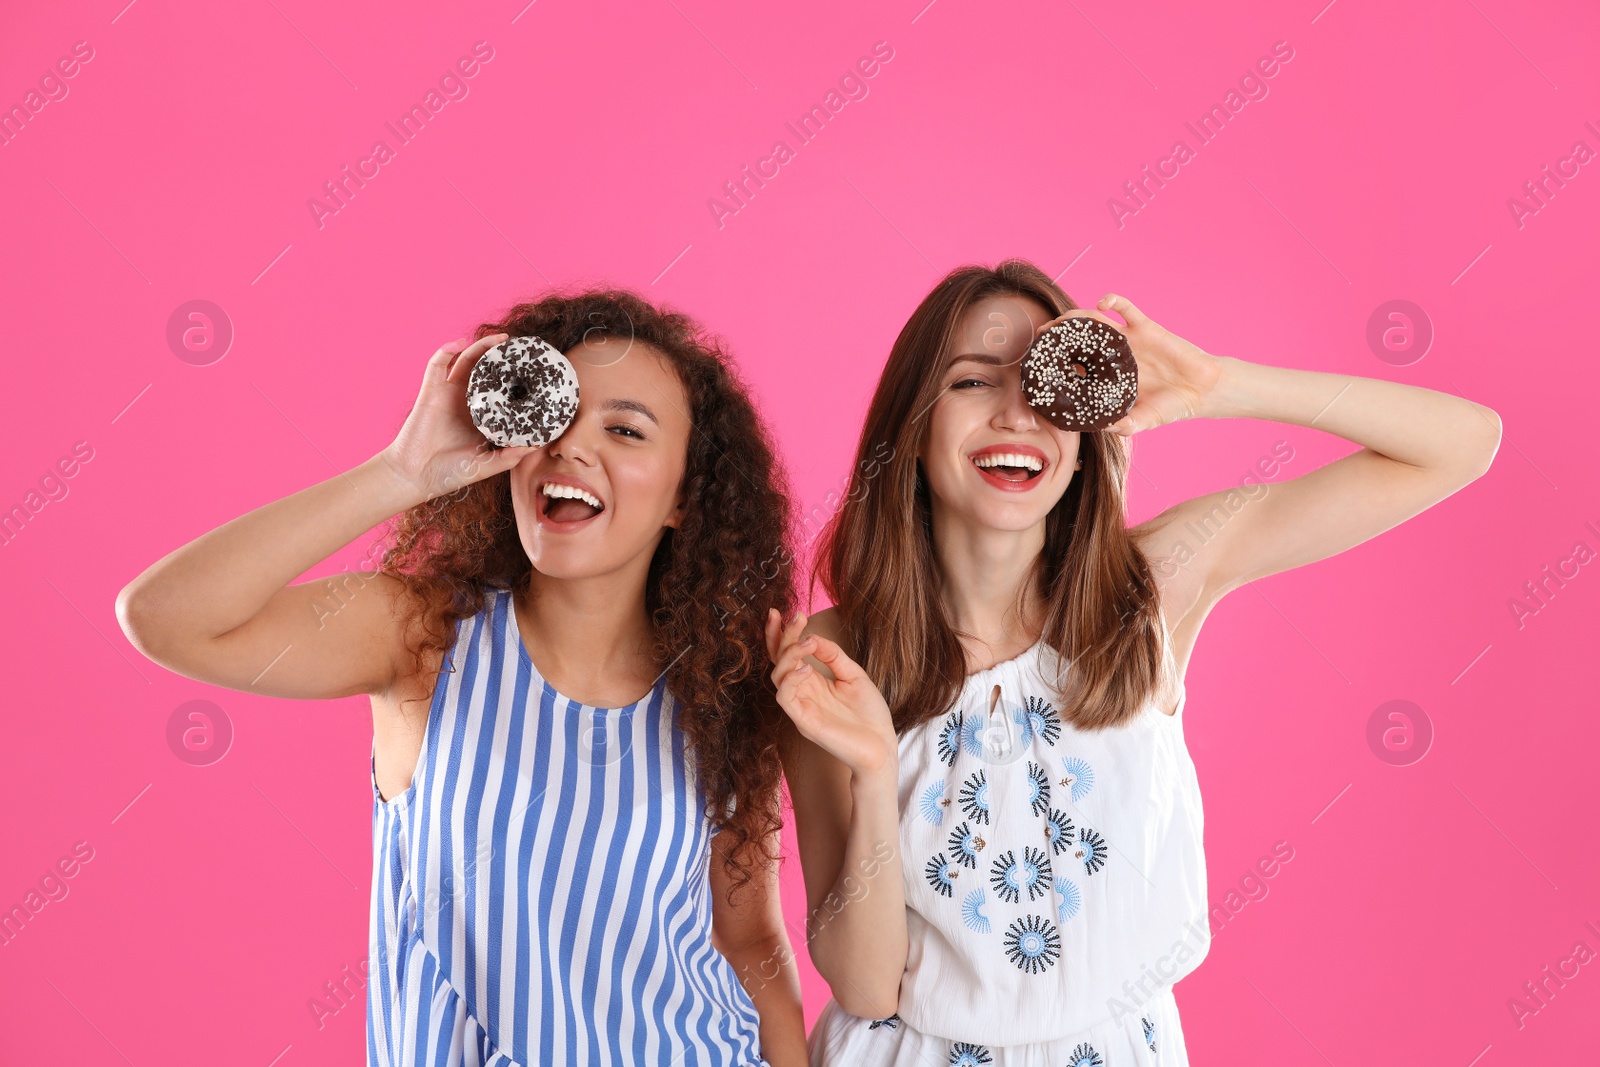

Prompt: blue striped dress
[{"left": 367, "top": 586, "right": 769, "bottom": 1066}]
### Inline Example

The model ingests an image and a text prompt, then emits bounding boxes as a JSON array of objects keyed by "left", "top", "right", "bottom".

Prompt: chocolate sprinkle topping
[{"left": 466, "top": 335, "right": 580, "bottom": 448}]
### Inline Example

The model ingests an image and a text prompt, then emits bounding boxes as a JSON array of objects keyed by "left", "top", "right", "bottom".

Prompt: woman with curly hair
[
  {"left": 115, "top": 289, "right": 806, "bottom": 1066},
  {"left": 765, "top": 260, "right": 1500, "bottom": 1065}
]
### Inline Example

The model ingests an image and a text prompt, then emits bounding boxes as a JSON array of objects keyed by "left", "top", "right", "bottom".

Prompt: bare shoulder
[{"left": 802, "top": 605, "right": 848, "bottom": 647}]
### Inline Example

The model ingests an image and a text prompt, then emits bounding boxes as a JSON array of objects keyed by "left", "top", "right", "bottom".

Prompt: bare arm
[
  {"left": 1059, "top": 295, "right": 1500, "bottom": 628},
  {"left": 115, "top": 333, "right": 535, "bottom": 700},
  {"left": 767, "top": 607, "right": 907, "bottom": 1021},
  {"left": 116, "top": 455, "right": 424, "bottom": 698},
  {"left": 1160, "top": 354, "right": 1500, "bottom": 599},
  {"left": 709, "top": 814, "right": 807, "bottom": 1067}
]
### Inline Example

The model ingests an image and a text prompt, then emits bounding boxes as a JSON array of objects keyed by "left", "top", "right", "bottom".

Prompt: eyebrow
[
  {"left": 602, "top": 397, "right": 661, "bottom": 426},
  {"left": 947, "top": 352, "right": 1022, "bottom": 369}
]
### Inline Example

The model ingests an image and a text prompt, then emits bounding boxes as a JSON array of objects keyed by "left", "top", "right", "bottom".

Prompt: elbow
[
  {"left": 1463, "top": 404, "right": 1503, "bottom": 480},
  {"left": 115, "top": 580, "right": 166, "bottom": 658},
  {"left": 833, "top": 984, "right": 900, "bottom": 1022},
  {"left": 810, "top": 942, "right": 900, "bottom": 1020}
]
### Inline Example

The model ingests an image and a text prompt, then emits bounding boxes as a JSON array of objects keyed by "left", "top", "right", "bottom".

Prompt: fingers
[
  {"left": 763, "top": 607, "right": 803, "bottom": 660},
  {"left": 764, "top": 608, "right": 780, "bottom": 662},
  {"left": 1107, "top": 399, "right": 1153, "bottom": 437},
  {"left": 774, "top": 658, "right": 832, "bottom": 728},
  {"left": 771, "top": 607, "right": 832, "bottom": 684},
  {"left": 1097, "top": 293, "right": 1150, "bottom": 328},
  {"left": 776, "top": 610, "right": 808, "bottom": 660},
  {"left": 801, "top": 634, "right": 861, "bottom": 682},
  {"left": 774, "top": 663, "right": 820, "bottom": 724},
  {"left": 446, "top": 332, "right": 509, "bottom": 385},
  {"left": 484, "top": 443, "right": 538, "bottom": 472},
  {"left": 769, "top": 630, "right": 819, "bottom": 689},
  {"left": 424, "top": 337, "right": 471, "bottom": 384}
]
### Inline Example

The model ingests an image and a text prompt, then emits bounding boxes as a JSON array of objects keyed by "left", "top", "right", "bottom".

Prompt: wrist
[
  {"left": 1197, "top": 354, "right": 1260, "bottom": 420},
  {"left": 362, "top": 450, "right": 433, "bottom": 515},
  {"left": 850, "top": 753, "right": 900, "bottom": 800}
]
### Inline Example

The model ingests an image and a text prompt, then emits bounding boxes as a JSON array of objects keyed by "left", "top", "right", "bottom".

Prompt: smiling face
[
  {"left": 507, "top": 336, "right": 691, "bottom": 579},
  {"left": 919, "top": 293, "right": 1082, "bottom": 532}
]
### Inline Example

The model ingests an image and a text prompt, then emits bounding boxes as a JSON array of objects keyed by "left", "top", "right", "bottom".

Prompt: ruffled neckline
[{"left": 960, "top": 638, "right": 1049, "bottom": 688}]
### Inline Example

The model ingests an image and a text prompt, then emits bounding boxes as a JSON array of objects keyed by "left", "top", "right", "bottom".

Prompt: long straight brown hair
[{"left": 813, "top": 259, "right": 1168, "bottom": 733}]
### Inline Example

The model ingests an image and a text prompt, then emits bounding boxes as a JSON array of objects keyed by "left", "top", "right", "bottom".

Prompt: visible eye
[
  {"left": 951, "top": 377, "right": 991, "bottom": 390},
  {"left": 608, "top": 424, "right": 646, "bottom": 440}
]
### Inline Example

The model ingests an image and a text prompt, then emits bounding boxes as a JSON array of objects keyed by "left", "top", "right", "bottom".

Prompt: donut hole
[
  {"left": 506, "top": 378, "right": 532, "bottom": 403},
  {"left": 1070, "top": 362, "right": 1088, "bottom": 378}
]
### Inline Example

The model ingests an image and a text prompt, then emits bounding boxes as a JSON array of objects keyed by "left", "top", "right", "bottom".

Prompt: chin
[
  {"left": 977, "top": 509, "right": 1051, "bottom": 533},
  {"left": 521, "top": 546, "right": 611, "bottom": 581}
]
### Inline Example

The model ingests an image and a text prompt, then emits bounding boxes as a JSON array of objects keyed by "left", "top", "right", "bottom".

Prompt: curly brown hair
[{"left": 375, "top": 287, "right": 797, "bottom": 893}]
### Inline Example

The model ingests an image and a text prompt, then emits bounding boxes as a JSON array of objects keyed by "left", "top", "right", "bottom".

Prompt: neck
[
  {"left": 928, "top": 503, "right": 1047, "bottom": 664},
  {"left": 516, "top": 560, "right": 659, "bottom": 703}
]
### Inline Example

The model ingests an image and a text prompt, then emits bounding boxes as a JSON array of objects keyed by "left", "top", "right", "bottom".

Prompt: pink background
[{"left": 3, "top": 0, "right": 1597, "bottom": 1063}]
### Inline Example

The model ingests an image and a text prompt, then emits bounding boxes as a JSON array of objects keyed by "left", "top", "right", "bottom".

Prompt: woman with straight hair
[
  {"left": 118, "top": 288, "right": 807, "bottom": 1066},
  {"left": 766, "top": 260, "right": 1500, "bottom": 1064}
]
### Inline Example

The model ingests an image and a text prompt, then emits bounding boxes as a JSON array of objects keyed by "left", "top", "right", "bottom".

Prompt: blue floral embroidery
[
  {"left": 937, "top": 712, "right": 963, "bottom": 768},
  {"left": 1058, "top": 756, "right": 1096, "bottom": 803},
  {"left": 957, "top": 770, "right": 990, "bottom": 825},
  {"left": 1076, "top": 826, "right": 1108, "bottom": 875},
  {"left": 925, "top": 853, "right": 959, "bottom": 898},
  {"left": 1066, "top": 1042, "right": 1103, "bottom": 1067},
  {"left": 961, "top": 889, "right": 991, "bottom": 934},
  {"left": 949, "top": 1043, "right": 992, "bottom": 1066},
  {"left": 1002, "top": 914, "right": 1061, "bottom": 973},
  {"left": 1142, "top": 1015, "right": 1157, "bottom": 1052},
  {"left": 990, "top": 846, "right": 1050, "bottom": 904},
  {"left": 1044, "top": 808, "right": 1075, "bottom": 856},
  {"left": 1025, "top": 760, "right": 1051, "bottom": 816},
  {"left": 919, "top": 779, "right": 951, "bottom": 826},
  {"left": 1015, "top": 695, "right": 1062, "bottom": 746},
  {"left": 948, "top": 821, "right": 985, "bottom": 869},
  {"left": 959, "top": 712, "right": 987, "bottom": 758},
  {"left": 868, "top": 1013, "right": 901, "bottom": 1031},
  {"left": 1054, "top": 876, "right": 1081, "bottom": 923}
]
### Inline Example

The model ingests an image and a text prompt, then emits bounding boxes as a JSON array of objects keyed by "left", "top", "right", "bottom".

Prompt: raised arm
[
  {"left": 1074, "top": 295, "right": 1501, "bottom": 614},
  {"left": 114, "top": 333, "right": 535, "bottom": 701},
  {"left": 767, "top": 606, "right": 906, "bottom": 1021}
]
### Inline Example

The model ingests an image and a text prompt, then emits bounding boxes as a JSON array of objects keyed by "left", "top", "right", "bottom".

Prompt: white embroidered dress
[{"left": 809, "top": 618, "right": 1208, "bottom": 1066}]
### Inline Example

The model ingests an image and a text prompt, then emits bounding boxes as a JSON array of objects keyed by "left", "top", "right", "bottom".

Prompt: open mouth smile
[
  {"left": 538, "top": 477, "right": 606, "bottom": 530},
  {"left": 969, "top": 447, "right": 1049, "bottom": 492}
]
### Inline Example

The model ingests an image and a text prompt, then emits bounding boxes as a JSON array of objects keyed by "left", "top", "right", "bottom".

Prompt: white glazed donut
[{"left": 465, "top": 335, "right": 580, "bottom": 448}]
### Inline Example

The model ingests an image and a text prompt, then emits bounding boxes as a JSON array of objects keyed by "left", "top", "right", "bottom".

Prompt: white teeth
[
  {"left": 540, "top": 483, "right": 603, "bottom": 510},
  {"left": 973, "top": 453, "right": 1043, "bottom": 472}
]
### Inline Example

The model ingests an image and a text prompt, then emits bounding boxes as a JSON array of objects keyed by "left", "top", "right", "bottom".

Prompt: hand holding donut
[
  {"left": 379, "top": 334, "right": 540, "bottom": 505},
  {"left": 765, "top": 609, "right": 898, "bottom": 778},
  {"left": 1077, "top": 295, "right": 1223, "bottom": 437}
]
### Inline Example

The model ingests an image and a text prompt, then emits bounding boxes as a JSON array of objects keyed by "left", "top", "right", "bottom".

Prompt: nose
[
  {"left": 994, "top": 379, "right": 1040, "bottom": 432},
  {"left": 545, "top": 409, "right": 599, "bottom": 465}
]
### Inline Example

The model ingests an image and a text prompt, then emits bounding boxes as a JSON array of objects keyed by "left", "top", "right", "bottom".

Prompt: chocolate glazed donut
[
  {"left": 465, "top": 335, "right": 580, "bottom": 448},
  {"left": 1020, "top": 317, "right": 1138, "bottom": 432}
]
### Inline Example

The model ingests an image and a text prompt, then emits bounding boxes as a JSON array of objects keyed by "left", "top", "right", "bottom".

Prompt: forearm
[
  {"left": 725, "top": 932, "right": 808, "bottom": 1067},
  {"left": 806, "top": 766, "right": 907, "bottom": 1018},
  {"left": 1204, "top": 355, "right": 1501, "bottom": 473},
  {"left": 118, "top": 452, "right": 423, "bottom": 641}
]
